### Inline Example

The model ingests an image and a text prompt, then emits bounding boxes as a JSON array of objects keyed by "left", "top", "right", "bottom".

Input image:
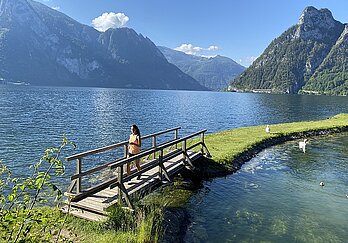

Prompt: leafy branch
[{"left": 0, "top": 135, "right": 75, "bottom": 242}]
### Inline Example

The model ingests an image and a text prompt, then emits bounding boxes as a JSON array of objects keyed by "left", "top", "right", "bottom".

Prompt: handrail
[
  {"left": 109, "top": 129, "right": 207, "bottom": 169},
  {"left": 70, "top": 138, "right": 184, "bottom": 180},
  {"left": 66, "top": 141, "right": 128, "bottom": 161},
  {"left": 65, "top": 127, "right": 208, "bottom": 206},
  {"left": 141, "top": 126, "right": 181, "bottom": 140},
  {"left": 66, "top": 126, "right": 181, "bottom": 161}
]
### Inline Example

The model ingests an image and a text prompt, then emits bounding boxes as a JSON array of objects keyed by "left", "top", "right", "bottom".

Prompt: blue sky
[{"left": 37, "top": 0, "right": 348, "bottom": 66}]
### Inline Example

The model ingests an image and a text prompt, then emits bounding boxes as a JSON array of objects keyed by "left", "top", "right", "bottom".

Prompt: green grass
[
  {"left": 205, "top": 113, "right": 348, "bottom": 164},
  {"left": 13, "top": 205, "right": 162, "bottom": 243}
]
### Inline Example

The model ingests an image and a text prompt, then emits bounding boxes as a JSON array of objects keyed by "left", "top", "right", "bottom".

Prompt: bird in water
[
  {"left": 319, "top": 181, "right": 325, "bottom": 187},
  {"left": 299, "top": 139, "right": 309, "bottom": 153}
]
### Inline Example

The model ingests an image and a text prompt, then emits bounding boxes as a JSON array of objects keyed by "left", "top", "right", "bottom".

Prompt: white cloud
[
  {"left": 207, "top": 45, "right": 219, "bottom": 51},
  {"left": 201, "top": 55, "right": 218, "bottom": 58},
  {"left": 52, "top": 6, "right": 60, "bottom": 10},
  {"left": 174, "top": 44, "right": 202, "bottom": 55},
  {"left": 174, "top": 44, "right": 220, "bottom": 56},
  {"left": 92, "top": 12, "right": 129, "bottom": 32},
  {"left": 239, "top": 56, "right": 258, "bottom": 67}
]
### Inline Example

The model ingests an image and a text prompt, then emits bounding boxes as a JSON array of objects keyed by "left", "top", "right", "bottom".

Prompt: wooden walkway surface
[{"left": 63, "top": 128, "right": 210, "bottom": 221}]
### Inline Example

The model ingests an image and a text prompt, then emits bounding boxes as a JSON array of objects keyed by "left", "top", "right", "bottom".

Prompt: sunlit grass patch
[{"left": 205, "top": 113, "right": 348, "bottom": 164}]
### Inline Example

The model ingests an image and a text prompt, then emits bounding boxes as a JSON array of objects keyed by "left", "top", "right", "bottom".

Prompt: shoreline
[
  {"left": 206, "top": 126, "right": 348, "bottom": 177},
  {"left": 161, "top": 114, "right": 348, "bottom": 242}
]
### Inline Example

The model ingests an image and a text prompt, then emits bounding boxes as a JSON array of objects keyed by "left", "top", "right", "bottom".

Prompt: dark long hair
[{"left": 132, "top": 124, "right": 141, "bottom": 146}]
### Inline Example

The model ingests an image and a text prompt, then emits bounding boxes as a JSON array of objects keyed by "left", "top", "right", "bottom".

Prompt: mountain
[
  {"left": 158, "top": 46, "right": 245, "bottom": 91},
  {"left": 302, "top": 25, "right": 348, "bottom": 95},
  {"left": 0, "top": 0, "right": 207, "bottom": 90},
  {"left": 232, "top": 6, "right": 347, "bottom": 95}
]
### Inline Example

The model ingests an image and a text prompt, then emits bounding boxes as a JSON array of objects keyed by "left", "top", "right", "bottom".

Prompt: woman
[{"left": 127, "top": 124, "right": 141, "bottom": 176}]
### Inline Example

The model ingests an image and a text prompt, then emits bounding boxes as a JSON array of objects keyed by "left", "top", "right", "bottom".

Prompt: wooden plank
[
  {"left": 70, "top": 201, "right": 106, "bottom": 214},
  {"left": 70, "top": 178, "right": 119, "bottom": 202},
  {"left": 61, "top": 206, "right": 107, "bottom": 221},
  {"left": 68, "top": 150, "right": 203, "bottom": 219}
]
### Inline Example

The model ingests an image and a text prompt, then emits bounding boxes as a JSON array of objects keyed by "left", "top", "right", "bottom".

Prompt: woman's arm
[{"left": 137, "top": 135, "right": 141, "bottom": 147}]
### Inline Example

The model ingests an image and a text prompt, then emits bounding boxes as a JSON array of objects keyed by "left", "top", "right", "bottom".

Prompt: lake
[
  {"left": 184, "top": 134, "right": 348, "bottom": 242},
  {"left": 1, "top": 85, "right": 348, "bottom": 241},
  {"left": 1, "top": 85, "right": 348, "bottom": 180}
]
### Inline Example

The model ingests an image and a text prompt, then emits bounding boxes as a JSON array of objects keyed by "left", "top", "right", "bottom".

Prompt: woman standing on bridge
[{"left": 127, "top": 124, "right": 142, "bottom": 176}]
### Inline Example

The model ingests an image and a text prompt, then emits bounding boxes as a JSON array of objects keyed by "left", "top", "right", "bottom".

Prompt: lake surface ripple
[{"left": 184, "top": 134, "right": 348, "bottom": 242}]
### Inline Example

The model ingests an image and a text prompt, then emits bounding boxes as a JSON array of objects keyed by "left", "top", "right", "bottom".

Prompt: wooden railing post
[
  {"left": 124, "top": 144, "right": 128, "bottom": 158},
  {"left": 76, "top": 158, "right": 82, "bottom": 193},
  {"left": 201, "top": 132, "right": 205, "bottom": 154},
  {"left": 118, "top": 165, "right": 123, "bottom": 204},
  {"left": 159, "top": 149, "right": 164, "bottom": 181},
  {"left": 152, "top": 135, "right": 157, "bottom": 159},
  {"left": 182, "top": 140, "right": 187, "bottom": 163},
  {"left": 174, "top": 129, "right": 178, "bottom": 149},
  {"left": 119, "top": 144, "right": 128, "bottom": 204}
]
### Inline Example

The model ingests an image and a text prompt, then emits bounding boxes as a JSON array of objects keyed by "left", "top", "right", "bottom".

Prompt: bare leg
[
  {"left": 135, "top": 158, "right": 141, "bottom": 180},
  {"left": 126, "top": 163, "right": 131, "bottom": 175},
  {"left": 135, "top": 159, "right": 141, "bottom": 171}
]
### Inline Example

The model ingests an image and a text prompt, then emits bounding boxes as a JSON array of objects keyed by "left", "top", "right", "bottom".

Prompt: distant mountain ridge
[
  {"left": 232, "top": 6, "right": 348, "bottom": 95},
  {"left": 0, "top": 0, "right": 207, "bottom": 90},
  {"left": 158, "top": 46, "right": 245, "bottom": 91}
]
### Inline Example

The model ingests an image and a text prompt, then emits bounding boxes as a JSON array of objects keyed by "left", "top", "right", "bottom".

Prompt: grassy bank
[{"left": 205, "top": 113, "right": 348, "bottom": 165}]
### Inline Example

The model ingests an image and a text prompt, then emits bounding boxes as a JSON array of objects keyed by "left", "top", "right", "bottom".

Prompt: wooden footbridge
[{"left": 63, "top": 127, "right": 210, "bottom": 221}]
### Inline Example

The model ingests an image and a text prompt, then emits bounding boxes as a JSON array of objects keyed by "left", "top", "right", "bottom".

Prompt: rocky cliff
[{"left": 232, "top": 6, "right": 347, "bottom": 95}]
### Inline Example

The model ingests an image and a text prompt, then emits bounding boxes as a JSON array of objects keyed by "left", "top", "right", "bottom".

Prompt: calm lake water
[
  {"left": 184, "top": 134, "right": 348, "bottom": 242},
  {"left": 1, "top": 85, "right": 348, "bottom": 180}
]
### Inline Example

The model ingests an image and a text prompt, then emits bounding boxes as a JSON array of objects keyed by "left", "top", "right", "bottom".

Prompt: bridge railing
[
  {"left": 65, "top": 128, "right": 211, "bottom": 209},
  {"left": 65, "top": 127, "right": 181, "bottom": 195},
  {"left": 109, "top": 129, "right": 210, "bottom": 208}
]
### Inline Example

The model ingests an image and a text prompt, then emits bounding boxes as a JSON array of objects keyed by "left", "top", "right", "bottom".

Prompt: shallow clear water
[
  {"left": 1, "top": 85, "right": 348, "bottom": 185},
  {"left": 184, "top": 134, "right": 348, "bottom": 242}
]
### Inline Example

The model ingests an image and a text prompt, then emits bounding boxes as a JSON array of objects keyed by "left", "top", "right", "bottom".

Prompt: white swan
[
  {"left": 265, "top": 125, "right": 270, "bottom": 133},
  {"left": 299, "top": 139, "right": 309, "bottom": 153}
]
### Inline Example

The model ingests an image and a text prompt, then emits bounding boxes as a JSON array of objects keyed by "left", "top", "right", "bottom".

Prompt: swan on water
[
  {"left": 299, "top": 139, "right": 309, "bottom": 148},
  {"left": 299, "top": 139, "right": 309, "bottom": 153}
]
